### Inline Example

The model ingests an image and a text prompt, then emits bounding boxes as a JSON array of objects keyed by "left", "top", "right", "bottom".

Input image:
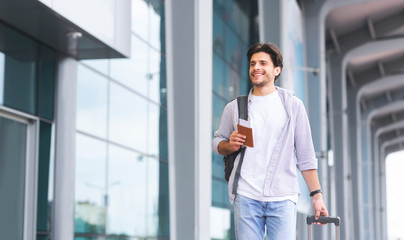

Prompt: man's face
[{"left": 249, "top": 52, "right": 281, "bottom": 87}]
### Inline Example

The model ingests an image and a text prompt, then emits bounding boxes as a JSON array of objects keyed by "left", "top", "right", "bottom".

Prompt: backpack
[{"left": 223, "top": 95, "right": 248, "bottom": 194}]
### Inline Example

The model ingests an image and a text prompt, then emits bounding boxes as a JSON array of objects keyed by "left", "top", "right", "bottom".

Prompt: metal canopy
[
  {"left": 300, "top": 0, "right": 404, "bottom": 239},
  {"left": 0, "top": 0, "right": 128, "bottom": 59}
]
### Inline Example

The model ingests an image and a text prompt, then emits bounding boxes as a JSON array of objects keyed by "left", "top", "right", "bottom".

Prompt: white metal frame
[{"left": 0, "top": 105, "right": 39, "bottom": 240}]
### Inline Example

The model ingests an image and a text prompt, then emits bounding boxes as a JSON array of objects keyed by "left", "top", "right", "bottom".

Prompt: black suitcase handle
[{"left": 306, "top": 215, "right": 341, "bottom": 226}]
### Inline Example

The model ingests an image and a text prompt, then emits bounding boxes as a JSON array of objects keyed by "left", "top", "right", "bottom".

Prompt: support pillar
[
  {"left": 165, "top": 0, "right": 213, "bottom": 239},
  {"left": 53, "top": 56, "right": 78, "bottom": 240}
]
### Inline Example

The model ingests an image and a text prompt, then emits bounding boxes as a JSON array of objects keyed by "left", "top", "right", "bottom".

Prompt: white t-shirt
[{"left": 237, "top": 90, "right": 298, "bottom": 203}]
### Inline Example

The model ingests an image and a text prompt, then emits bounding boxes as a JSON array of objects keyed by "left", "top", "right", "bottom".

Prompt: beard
[{"left": 251, "top": 76, "right": 272, "bottom": 87}]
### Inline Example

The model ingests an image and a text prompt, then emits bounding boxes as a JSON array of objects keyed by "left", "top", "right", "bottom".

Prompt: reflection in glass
[
  {"left": 0, "top": 22, "right": 39, "bottom": 115},
  {"left": 107, "top": 145, "right": 147, "bottom": 236},
  {"left": 210, "top": 207, "right": 231, "bottom": 240},
  {"left": 0, "top": 116, "right": 27, "bottom": 239},
  {"left": 0, "top": 53, "right": 5, "bottom": 104},
  {"left": 110, "top": 37, "right": 148, "bottom": 96},
  {"left": 212, "top": 93, "right": 226, "bottom": 131},
  {"left": 212, "top": 153, "right": 224, "bottom": 179},
  {"left": 213, "top": 55, "right": 226, "bottom": 99},
  {"left": 109, "top": 82, "right": 148, "bottom": 152},
  {"left": 76, "top": 64, "right": 108, "bottom": 138},
  {"left": 147, "top": 159, "right": 170, "bottom": 237},
  {"left": 149, "top": 0, "right": 162, "bottom": 50},
  {"left": 81, "top": 59, "right": 109, "bottom": 76},
  {"left": 148, "top": 102, "right": 160, "bottom": 157},
  {"left": 240, "top": 78, "right": 249, "bottom": 96},
  {"left": 213, "top": 12, "right": 225, "bottom": 57},
  {"left": 159, "top": 108, "right": 168, "bottom": 160},
  {"left": 148, "top": 48, "right": 161, "bottom": 103},
  {"left": 36, "top": 122, "right": 53, "bottom": 232},
  {"left": 36, "top": 235, "right": 50, "bottom": 240},
  {"left": 74, "top": 237, "right": 104, "bottom": 240},
  {"left": 212, "top": 178, "right": 228, "bottom": 208},
  {"left": 75, "top": 134, "right": 107, "bottom": 234},
  {"left": 160, "top": 55, "right": 167, "bottom": 107},
  {"left": 132, "top": 0, "right": 149, "bottom": 40},
  {"left": 3, "top": 52, "right": 37, "bottom": 115},
  {"left": 38, "top": 46, "right": 56, "bottom": 121}
]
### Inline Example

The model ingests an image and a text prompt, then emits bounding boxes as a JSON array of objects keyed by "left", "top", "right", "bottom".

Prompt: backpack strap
[
  {"left": 232, "top": 95, "right": 248, "bottom": 194},
  {"left": 237, "top": 95, "right": 248, "bottom": 121}
]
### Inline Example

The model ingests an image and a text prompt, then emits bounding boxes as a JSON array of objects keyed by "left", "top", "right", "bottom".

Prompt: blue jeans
[{"left": 234, "top": 194, "right": 297, "bottom": 240}]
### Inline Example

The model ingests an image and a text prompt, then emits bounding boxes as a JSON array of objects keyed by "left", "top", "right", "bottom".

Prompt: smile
[{"left": 252, "top": 73, "right": 263, "bottom": 76}]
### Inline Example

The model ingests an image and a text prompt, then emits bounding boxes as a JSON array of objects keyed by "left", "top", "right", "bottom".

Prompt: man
[{"left": 212, "top": 42, "right": 328, "bottom": 239}]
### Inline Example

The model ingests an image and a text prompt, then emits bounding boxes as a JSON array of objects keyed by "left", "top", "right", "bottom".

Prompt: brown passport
[{"left": 237, "top": 124, "right": 254, "bottom": 148}]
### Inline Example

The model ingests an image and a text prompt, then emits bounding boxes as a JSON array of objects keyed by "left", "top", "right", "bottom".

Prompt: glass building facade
[
  {"left": 211, "top": 1, "right": 258, "bottom": 239},
  {"left": 74, "top": 0, "right": 169, "bottom": 239},
  {"left": 0, "top": 21, "right": 56, "bottom": 240}
]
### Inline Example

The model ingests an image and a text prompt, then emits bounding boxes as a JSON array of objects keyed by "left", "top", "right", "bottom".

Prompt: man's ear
[{"left": 274, "top": 66, "right": 281, "bottom": 76}]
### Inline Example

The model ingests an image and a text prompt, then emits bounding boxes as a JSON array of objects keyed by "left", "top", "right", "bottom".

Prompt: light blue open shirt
[{"left": 212, "top": 87, "right": 318, "bottom": 204}]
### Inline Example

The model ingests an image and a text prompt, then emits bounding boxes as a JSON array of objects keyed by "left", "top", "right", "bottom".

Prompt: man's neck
[{"left": 253, "top": 84, "right": 276, "bottom": 96}]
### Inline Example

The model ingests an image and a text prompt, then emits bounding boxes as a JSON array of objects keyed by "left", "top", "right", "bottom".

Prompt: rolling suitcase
[{"left": 306, "top": 215, "right": 341, "bottom": 240}]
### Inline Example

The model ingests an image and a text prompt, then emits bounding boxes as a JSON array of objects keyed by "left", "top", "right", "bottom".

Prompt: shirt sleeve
[
  {"left": 212, "top": 101, "right": 235, "bottom": 155},
  {"left": 294, "top": 99, "right": 318, "bottom": 171}
]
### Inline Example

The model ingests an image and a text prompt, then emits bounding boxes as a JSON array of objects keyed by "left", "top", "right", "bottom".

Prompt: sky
[{"left": 386, "top": 150, "right": 404, "bottom": 240}]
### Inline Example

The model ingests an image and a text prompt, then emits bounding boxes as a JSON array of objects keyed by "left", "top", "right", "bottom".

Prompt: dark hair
[{"left": 247, "top": 42, "right": 283, "bottom": 82}]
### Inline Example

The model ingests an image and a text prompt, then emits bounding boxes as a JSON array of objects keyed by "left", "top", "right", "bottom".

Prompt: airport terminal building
[{"left": 1, "top": 0, "right": 404, "bottom": 239}]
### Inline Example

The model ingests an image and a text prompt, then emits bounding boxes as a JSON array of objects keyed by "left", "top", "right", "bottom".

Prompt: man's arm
[
  {"left": 217, "top": 131, "right": 246, "bottom": 156},
  {"left": 301, "top": 169, "right": 329, "bottom": 222}
]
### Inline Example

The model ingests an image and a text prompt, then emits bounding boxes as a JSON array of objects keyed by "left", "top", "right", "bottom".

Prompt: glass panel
[
  {"left": 226, "top": 67, "right": 240, "bottom": 101},
  {"left": 148, "top": 48, "right": 161, "bottom": 103},
  {"left": 109, "top": 82, "right": 148, "bottom": 152},
  {"left": 148, "top": 103, "right": 168, "bottom": 159},
  {"left": 213, "top": 54, "right": 226, "bottom": 99},
  {"left": 81, "top": 59, "right": 109, "bottom": 76},
  {"left": 0, "top": 22, "right": 39, "bottom": 115},
  {"left": 213, "top": 0, "right": 226, "bottom": 22},
  {"left": 76, "top": 64, "right": 108, "bottom": 138},
  {"left": 110, "top": 37, "right": 148, "bottom": 96},
  {"left": 213, "top": 12, "right": 225, "bottom": 57},
  {"left": 147, "top": 159, "right": 169, "bottom": 237},
  {"left": 75, "top": 134, "right": 107, "bottom": 234},
  {"left": 36, "top": 122, "right": 53, "bottom": 232},
  {"left": 3, "top": 52, "right": 38, "bottom": 115},
  {"left": 0, "top": 53, "right": 5, "bottom": 104},
  {"left": 212, "top": 178, "right": 226, "bottom": 208},
  {"left": 0, "top": 116, "right": 27, "bottom": 239},
  {"left": 241, "top": 44, "right": 248, "bottom": 79},
  {"left": 212, "top": 153, "right": 224, "bottom": 179},
  {"left": 224, "top": 26, "right": 241, "bottom": 65},
  {"left": 74, "top": 237, "right": 105, "bottom": 240},
  {"left": 36, "top": 235, "right": 50, "bottom": 240},
  {"left": 107, "top": 145, "right": 147, "bottom": 237},
  {"left": 149, "top": 0, "right": 162, "bottom": 50},
  {"left": 240, "top": 78, "right": 249, "bottom": 96},
  {"left": 210, "top": 207, "right": 231, "bottom": 240},
  {"left": 212, "top": 93, "right": 226, "bottom": 131},
  {"left": 132, "top": 0, "right": 149, "bottom": 40},
  {"left": 38, "top": 46, "right": 56, "bottom": 121},
  {"left": 160, "top": 56, "right": 167, "bottom": 108},
  {"left": 159, "top": 108, "right": 168, "bottom": 160}
]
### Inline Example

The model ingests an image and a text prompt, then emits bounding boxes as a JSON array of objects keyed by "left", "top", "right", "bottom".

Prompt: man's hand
[
  {"left": 218, "top": 131, "right": 246, "bottom": 156},
  {"left": 229, "top": 131, "right": 246, "bottom": 151},
  {"left": 312, "top": 193, "right": 329, "bottom": 225}
]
